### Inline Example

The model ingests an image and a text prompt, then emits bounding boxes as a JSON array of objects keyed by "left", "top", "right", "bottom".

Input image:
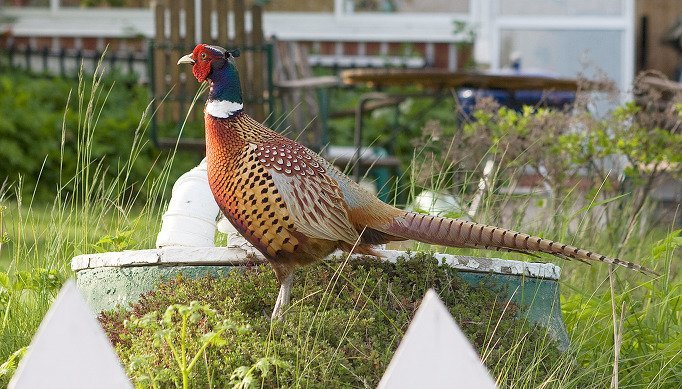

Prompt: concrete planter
[{"left": 72, "top": 247, "right": 569, "bottom": 349}]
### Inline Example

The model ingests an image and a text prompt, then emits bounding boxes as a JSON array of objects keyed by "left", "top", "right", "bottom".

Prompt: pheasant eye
[{"left": 200, "top": 53, "right": 207, "bottom": 60}]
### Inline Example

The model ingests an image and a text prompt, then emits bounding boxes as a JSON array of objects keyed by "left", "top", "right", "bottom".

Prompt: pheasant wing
[{"left": 253, "top": 141, "right": 360, "bottom": 245}]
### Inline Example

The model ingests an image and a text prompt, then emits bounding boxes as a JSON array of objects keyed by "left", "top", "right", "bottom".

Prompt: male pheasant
[{"left": 178, "top": 44, "right": 658, "bottom": 319}]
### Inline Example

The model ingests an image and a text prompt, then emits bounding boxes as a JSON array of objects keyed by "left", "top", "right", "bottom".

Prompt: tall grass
[
  {"left": 0, "top": 58, "right": 194, "bottom": 373},
  {"left": 394, "top": 135, "right": 680, "bottom": 387},
  {"left": 0, "top": 61, "right": 679, "bottom": 387}
]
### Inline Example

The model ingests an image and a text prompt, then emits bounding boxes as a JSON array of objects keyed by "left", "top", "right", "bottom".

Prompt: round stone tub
[{"left": 72, "top": 247, "right": 568, "bottom": 349}]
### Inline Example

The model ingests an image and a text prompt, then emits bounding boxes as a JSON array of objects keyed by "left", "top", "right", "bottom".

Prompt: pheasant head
[{"left": 178, "top": 44, "right": 243, "bottom": 118}]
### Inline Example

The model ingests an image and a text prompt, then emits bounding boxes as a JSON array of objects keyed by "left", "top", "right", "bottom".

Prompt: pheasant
[{"left": 178, "top": 44, "right": 658, "bottom": 319}]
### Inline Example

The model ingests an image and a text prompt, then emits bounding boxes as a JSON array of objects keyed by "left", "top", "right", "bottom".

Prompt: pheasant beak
[{"left": 177, "top": 53, "right": 195, "bottom": 65}]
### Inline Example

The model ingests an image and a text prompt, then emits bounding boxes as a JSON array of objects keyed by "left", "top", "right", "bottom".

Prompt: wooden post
[
  {"left": 234, "top": 0, "right": 249, "bottom": 116},
  {"left": 183, "top": 0, "right": 199, "bottom": 122},
  {"left": 251, "top": 5, "right": 265, "bottom": 121},
  {"left": 169, "top": 0, "right": 181, "bottom": 121},
  {"left": 234, "top": 0, "right": 245, "bottom": 54},
  {"left": 184, "top": 0, "right": 196, "bottom": 46},
  {"left": 154, "top": 0, "right": 166, "bottom": 121},
  {"left": 200, "top": 0, "right": 212, "bottom": 43},
  {"left": 217, "top": 0, "right": 228, "bottom": 44}
]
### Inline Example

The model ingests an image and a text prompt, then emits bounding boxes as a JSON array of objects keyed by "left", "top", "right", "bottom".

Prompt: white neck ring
[{"left": 206, "top": 100, "right": 243, "bottom": 118}]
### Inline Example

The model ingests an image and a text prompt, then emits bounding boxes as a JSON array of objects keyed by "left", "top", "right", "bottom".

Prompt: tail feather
[{"left": 378, "top": 212, "right": 659, "bottom": 276}]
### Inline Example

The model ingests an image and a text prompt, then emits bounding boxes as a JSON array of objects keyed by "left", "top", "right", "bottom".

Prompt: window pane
[
  {"left": 499, "top": 0, "right": 623, "bottom": 16},
  {"left": 351, "top": 0, "right": 469, "bottom": 13},
  {"left": 499, "top": 29, "right": 622, "bottom": 85}
]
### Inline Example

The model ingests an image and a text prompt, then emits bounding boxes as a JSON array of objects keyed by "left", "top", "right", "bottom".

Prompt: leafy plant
[
  {"left": 0, "top": 205, "right": 8, "bottom": 263},
  {"left": 0, "top": 267, "right": 62, "bottom": 386},
  {"left": 124, "top": 301, "right": 249, "bottom": 389},
  {"left": 0, "top": 346, "right": 26, "bottom": 382},
  {"left": 1, "top": 267, "right": 62, "bottom": 330},
  {"left": 229, "top": 357, "right": 290, "bottom": 389},
  {"left": 94, "top": 229, "right": 136, "bottom": 252},
  {"left": 453, "top": 20, "right": 476, "bottom": 44}
]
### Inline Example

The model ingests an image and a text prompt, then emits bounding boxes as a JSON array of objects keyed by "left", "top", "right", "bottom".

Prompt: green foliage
[
  {"left": 0, "top": 205, "right": 8, "bottom": 247},
  {"left": 229, "top": 357, "right": 290, "bottom": 389},
  {"left": 99, "top": 255, "right": 566, "bottom": 388},
  {"left": 330, "top": 76, "right": 681, "bottom": 225},
  {"left": 94, "top": 229, "right": 137, "bottom": 252},
  {"left": 124, "top": 301, "right": 250, "bottom": 389},
  {"left": 0, "top": 67, "right": 192, "bottom": 201},
  {"left": 0, "top": 267, "right": 63, "bottom": 387},
  {"left": 459, "top": 103, "right": 599, "bottom": 197},
  {"left": 560, "top": 228, "right": 681, "bottom": 387},
  {"left": 80, "top": 0, "right": 126, "bottom": 8},
  {"left": 0, "top": 267, "right": 63, "bottom": 322},
  {"left": 0, "top": 346, "right": 27, "bottom": 382},
  {"left": 651, "top": 229, "right": 682, "bottom": 260},
  {"left": 0, "top": 64, "right": 196, "bottom": 387},
  {"left": 453, "top": 20, "right": 476, "bottom": 43},
  {"left": 410, "top": 93, "right": 682, "bottom": 243}
]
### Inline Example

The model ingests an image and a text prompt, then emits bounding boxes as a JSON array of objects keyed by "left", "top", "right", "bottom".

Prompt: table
[
  {"left": 340, "top": 68, "right": 611, "bottom": 91},
  {"left": 338, "top": 68, "right": 611, "bottom": 182}
]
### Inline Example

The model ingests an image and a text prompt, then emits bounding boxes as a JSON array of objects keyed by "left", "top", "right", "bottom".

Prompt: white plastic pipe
[
  {"left": 156, "top": 159, "right": 220, "bottom": 248},
  {"left": 156, "top": 159, "right": 252, "bottom": 248}
]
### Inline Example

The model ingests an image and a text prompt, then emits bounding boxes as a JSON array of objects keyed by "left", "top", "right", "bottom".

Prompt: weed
[{"left": 124, "top": 301, "right": 249, "bottom": 389}]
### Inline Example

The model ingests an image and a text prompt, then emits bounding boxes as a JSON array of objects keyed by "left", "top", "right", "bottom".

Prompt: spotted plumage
[{"left": 178, "top": 44, "right": 659, "bottom": 319}]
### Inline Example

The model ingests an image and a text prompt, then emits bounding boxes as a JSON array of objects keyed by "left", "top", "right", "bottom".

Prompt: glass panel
[
  {"left": 350, "top": 0, "right": 469, "bottom": 13},
  {"left": 499, "top": 29, "right": 622, "bottom": 85},
  {"left": 499, "top": 0, "right": 623, "bottom": 16}
]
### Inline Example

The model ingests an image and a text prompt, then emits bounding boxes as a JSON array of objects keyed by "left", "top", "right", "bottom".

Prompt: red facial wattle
[
  {"left": 192, "top": 60, "right": 211, "bottom": 82},
  {"left": 191, "top": 45, "right": 212, "bottom": 82}
]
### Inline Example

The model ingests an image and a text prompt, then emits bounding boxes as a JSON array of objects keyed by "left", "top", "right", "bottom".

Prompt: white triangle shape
[
  {"left": 9, "top": 280, "right": 132, "bottom": 389},
  {"left": 378, "top": 289, "right": 497, "bottom": 389}
]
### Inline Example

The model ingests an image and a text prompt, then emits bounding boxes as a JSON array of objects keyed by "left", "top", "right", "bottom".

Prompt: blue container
[{"left": 456, "top": 72, "right": 576, "bottom": 118}]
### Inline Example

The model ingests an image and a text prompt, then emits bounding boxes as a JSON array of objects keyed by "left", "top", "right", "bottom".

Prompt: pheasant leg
[{"left": 272, "top": 273, "right": 294, "bottom": 320}]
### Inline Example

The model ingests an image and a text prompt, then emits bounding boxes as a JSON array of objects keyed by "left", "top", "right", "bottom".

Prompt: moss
[{"left": 99, "top": 253, "right": 566, "bottom": 387}]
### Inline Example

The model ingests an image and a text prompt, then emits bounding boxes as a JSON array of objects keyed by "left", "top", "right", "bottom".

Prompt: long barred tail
[{"left": 379, "top": 212, "right": 659, "bottom": 276}]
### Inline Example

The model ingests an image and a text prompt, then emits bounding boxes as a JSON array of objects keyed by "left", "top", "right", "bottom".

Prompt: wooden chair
[
  {"left": 272, "top": 40, "right": 404, "bottom": 152},
  {"left": 149, "top": 0, "right": 274, "bottom": 152},
  {"left": 271, "top": 41, "right": 403, "bottom": 201},
  {"left": 273, "top": 39, "right": 339, "bottom": 151}
]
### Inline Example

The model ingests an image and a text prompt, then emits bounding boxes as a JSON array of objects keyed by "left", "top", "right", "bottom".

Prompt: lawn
[{"left": 0, "top": 66, "right": 680, "bottom": 387}]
